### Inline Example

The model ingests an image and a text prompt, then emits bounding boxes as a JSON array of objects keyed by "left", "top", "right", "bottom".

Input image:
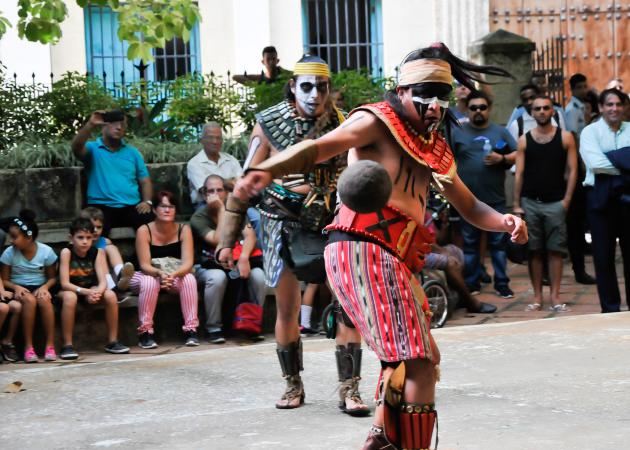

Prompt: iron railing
[{"left": 532, "top": 36, "right": 565, "bottom": 105}]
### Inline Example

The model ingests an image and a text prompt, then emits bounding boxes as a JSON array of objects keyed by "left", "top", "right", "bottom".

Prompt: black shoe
[
  {"left": 468, "top": 302, "right": 498, "bottom": 314},
  {"left": 207, "top": 331, "right": 226, "bottom": 344},
  {"left": 299, "top": 326, "right": 318, "bottom": 337},
  {"left": 480, "top": 266, "right": 492, "bottom": 284},
  {"left": 495, "top": 285, "right": 514, "bottom": 298},
  {"left": 138, "top": 332, "right": 158, "bottom": 349},
  {"left": 250, "top": 334, "right": 266, "bottom": 342},
  {"left": 575, "top": 272, "right": 596, "bottom": 285},
  {"left": 466, "top": 283, "right": 481, "bottom": 296},
  {"left": 184, "top": 331, "right": 200, "bottom": 347},
  {"left": 105, "top": 341, "right": 130, "bottom": 354},
  {"left": 1, "top": 343, "right": 19, "bottom": 362},
  {"left": 542, "top": 276, "right": 551, "bottom": 286},
  {"left": 60, "top": 345, "right": 79, "bottom": 360}
]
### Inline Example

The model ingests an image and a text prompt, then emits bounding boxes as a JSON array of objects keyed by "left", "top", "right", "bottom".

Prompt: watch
[
  {"left": 76, "top": 287, "right": 82, "bottom": 295},
  {"left": 145, "top": 200, "right": 153, "bottom": 205}
]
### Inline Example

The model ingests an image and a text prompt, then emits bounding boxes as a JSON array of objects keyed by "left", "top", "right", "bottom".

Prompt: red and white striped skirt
[{"left": 325, "top": 240, "right": 434, "bottom": 363}]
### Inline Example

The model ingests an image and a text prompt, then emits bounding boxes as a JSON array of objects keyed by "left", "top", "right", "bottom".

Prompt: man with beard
[
  {"left": 514, "top": 96, "right": 577, "bottom": 313},
  {"left": 450, "top": 91, "right": 517, "bottom": 299},
  {"left": 217, "top": 43, "right": 527, "bottom": 449},
  {"left": 508, "top": 84, "right": 564, "bottom": 141},
  {"left": 235, "top": 55, "right": 369, "bottom": 416}
]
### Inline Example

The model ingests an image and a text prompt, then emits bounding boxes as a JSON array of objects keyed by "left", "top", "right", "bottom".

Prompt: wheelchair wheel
[
  {"left": 320, "top": 302, "right": 336, "bottom": 338},
  {"left": 423, "top": 279, "right": 449, "bottom": 328}
]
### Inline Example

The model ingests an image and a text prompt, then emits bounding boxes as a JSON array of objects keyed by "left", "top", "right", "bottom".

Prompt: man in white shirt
[
  {"left": 565, "top": 74, "right": 589, "bottom": 135},
  {"left": 187, "top": 122, "right": 243, "bottom": 206}
]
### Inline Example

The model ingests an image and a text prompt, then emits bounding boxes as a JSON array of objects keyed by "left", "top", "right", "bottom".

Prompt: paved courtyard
[{"left": 1, "top": 255, "right": 629, "bottom": 449}]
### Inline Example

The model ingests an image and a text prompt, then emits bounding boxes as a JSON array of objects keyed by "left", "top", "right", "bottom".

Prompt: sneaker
[
  {"left": 207, "top": 331, "right": 226, "bottom": 344},
  {"left": 60, "top": 345, "right": 79, "bottom": 360},
  {"left": 184, "top": 331, "right": 200, "bottom": 347},
  {"left": 495, "top": 286, "right": 514, "bottom": 298},
  {"left": 44, "top": 346, "right": 57, "bottom": 362},
  {"left": 105, "top": 341, "right": 130, "bottom": 354},
  {"left": 466, "top": 284, "right": 481, "bottom": 296},
  {"left": 480, "top": 266, "right": 492, "bottom": 284},
  {"left": 299, "top": 325, "right": 318, "bottom": 337},
  {"left": 549, "top": 303, "right": 571, "bottom": 313},
  {"left": 24, "top": 347, "right": 38, "bottom": 363},
  {"left": 251, "top": 334, "right": 266, "bottom": 342},
  {"left": 117, "top": 262, "right": 135, "bottom": 291},
  {"left": 575, "top": 272, "right": 596, "bottom": 285},
  {"left": 1, "top": 343, "right": 19, "bottom": 362},
  {"left": 138, "top": 332, "right": 158, "bottom": 349}
]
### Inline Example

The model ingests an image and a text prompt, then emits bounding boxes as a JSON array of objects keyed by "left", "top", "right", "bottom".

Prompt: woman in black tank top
[{"left": 129, "top": 191, "right": 199, "bottom": 348}]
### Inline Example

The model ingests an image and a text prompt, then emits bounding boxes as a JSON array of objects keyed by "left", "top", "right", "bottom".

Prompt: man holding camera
[{"left": 72, "top": 110, "right": 154, "bottom": 235}]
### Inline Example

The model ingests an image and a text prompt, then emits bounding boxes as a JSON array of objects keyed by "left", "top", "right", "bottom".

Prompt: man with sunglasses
[
  {"left": 450, "top": 91, "right": 517, "bottom": 299},
  {"left": 217, "top": 43, "right": 527, "bottom": 449},
  {"left": 187, "top": 122, "right": 243, "bottom": 207},
  {"left": 514, "top": 96, "right": 577, "bottom": 313},
  {"left": 231, "top": 55, "right": 370, "bottom": 416}
]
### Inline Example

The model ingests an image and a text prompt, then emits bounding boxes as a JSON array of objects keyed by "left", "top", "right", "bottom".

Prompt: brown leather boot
[
  {"left": 275, "top": 341, "right": 305, "bottom": 409},
  {"left": 276, "top": 374, "right": 305, "bottom": 409},
  {"left": 339, "top": 377, "right": 370, "bottom": 416}
]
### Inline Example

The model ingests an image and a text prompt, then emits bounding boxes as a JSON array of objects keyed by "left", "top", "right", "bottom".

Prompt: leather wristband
[
  {"left": 214, "top": 194, "right": 248, "bottom": 260},
  {"left": 247, "top": 139, "right": 318, "bottom": 178}
]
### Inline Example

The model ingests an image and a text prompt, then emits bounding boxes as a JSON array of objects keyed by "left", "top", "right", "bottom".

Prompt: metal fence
[{"left": 532, "top": 36, "right": 565, "bottom": 105}]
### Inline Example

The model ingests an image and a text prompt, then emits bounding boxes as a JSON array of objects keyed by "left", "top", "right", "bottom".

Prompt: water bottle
[
  {"left": 482, "top": 139, "right": 492, "bottom": 157},
  {"left": 228, "top": 268, "right": 240, "bottom": 279}
]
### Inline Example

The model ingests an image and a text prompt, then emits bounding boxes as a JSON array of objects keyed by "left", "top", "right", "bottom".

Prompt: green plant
[
  {"left": 0, "top": 135, "right": 77, "bottom": 168},
  {"left": 40, "top": 72, "right": 119, "bottom": 139},
  {"left": 236, "top": 72, "right": 292, "bottom": 130},
  {"left": 222, "top": 133, "right": 250, "bottom": 162},
  {"left": 130, "top": 137, "right": 199, "bottom": 164},
  {"left": 330, "top": 70, "right": 394, "bottom": 112}
]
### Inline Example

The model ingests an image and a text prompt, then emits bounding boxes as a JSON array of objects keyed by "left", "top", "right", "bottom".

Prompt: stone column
[{"left": 468, "top": 29, "right": 535, "bottom": 126}]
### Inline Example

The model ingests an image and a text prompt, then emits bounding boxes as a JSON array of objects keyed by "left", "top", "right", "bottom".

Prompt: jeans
[{"left": 460, "top": 203, "right": 510, "bottom": 288}]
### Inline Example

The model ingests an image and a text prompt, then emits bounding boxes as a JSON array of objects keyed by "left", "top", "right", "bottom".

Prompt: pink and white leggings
[{"left": 129, "top": 272, "right": 199, "bottom": 334}]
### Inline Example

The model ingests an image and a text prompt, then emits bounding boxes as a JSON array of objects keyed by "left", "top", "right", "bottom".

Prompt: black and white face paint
[{"left": 292, "top": 75, "right": 330, "bottom": 118}]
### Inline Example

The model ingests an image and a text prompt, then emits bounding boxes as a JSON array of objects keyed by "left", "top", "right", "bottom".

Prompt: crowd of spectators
[{"left": 1, "top": 52, "right": 628, "bottom": 364}]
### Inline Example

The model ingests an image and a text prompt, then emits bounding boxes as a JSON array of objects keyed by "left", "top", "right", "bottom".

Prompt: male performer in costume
[
  {"left": 236, "top": 55, "right": 368, "bottom": 415},
  {"left": 218, "top": 44, "right": 527, "bottom": 449}
]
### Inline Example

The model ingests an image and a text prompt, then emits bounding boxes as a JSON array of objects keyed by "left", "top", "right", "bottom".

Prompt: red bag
[{"left": 232, "top": 302, "right": 263, "bottom": 335}]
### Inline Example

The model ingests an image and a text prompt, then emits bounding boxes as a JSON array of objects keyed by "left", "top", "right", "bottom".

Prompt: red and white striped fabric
[{"left": 325, "top": 240, "right": 433, "bottom": 363}]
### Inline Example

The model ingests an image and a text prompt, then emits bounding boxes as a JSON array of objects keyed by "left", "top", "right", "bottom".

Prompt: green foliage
[
  {"left": 222, "top": 133, "right": 250, "bottom": 162},
  {"left": 40, "top": 72, "right": 119, "bottom": 139},
  {"left": 236, "top": 72, "right": 292, "bottom": 130},
  {"left": 330, "top": 70, "right": 394, "bottom": 111},
  {"left": 0, "top": 135, "right": 76, "bottom": 168},
  {"left": 168, "top": 74, "right": 243, "bottom": 130},
  {"left": 2, "top": 1, "right": 200, "bottom": 62}
]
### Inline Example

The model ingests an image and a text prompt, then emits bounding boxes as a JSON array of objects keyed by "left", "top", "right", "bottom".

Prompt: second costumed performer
[{"left": 217, "top": 43, "right": 528, "bottom": 450}]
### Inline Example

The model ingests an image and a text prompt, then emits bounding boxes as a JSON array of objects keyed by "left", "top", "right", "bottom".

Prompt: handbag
[
  {"left": 151, "top": 256, "right": 185, "bottom": 273},
  {"left": 232, "top": 280, "right": 263, "bottom": 335},
  {"left": 280, "top": 224, "right": 327, "bottom": 284}
]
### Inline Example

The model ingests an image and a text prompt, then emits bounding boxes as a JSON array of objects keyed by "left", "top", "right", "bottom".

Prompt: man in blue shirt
[
  {"left": 72, "top": 110, "right": 154, "bottom": 235},
  {"left": 450, "top": 91, "right": 517, "bottom": 298},
  {"left": 580, "top": 88, "right": 630, "bottom": 313}
]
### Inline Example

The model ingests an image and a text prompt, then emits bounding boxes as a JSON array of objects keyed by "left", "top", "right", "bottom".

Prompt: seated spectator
[
  {"left": 186, "top": 122, "right": 243, "bottom": 206},
  {"left": 0, "top": 210, "right": 58, "bottom": 362},
  {"left": 0, "top": 277, "right": 21, "bottom": 363},
  {"left": 71, "top": 110, "right": 154, "bottom": 236},
  {"left": 79, "top": 207, "right": 135, "bottom": 291},
  {"left": 58, "top": 218, "right": 130, "bottom": 360},
  {"left": 129, "top": 191, "right": 199, "bottom": 349},
  {"left": 191, "top": 175, "right": 266, "bottom": 343}
]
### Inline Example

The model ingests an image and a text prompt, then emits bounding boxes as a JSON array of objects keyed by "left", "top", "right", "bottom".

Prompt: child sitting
[
  {"left": 79, "top": 207, "right": 134, "bottom": 291},
  {"left": 58, "top": 218, "right": 130, "bottom": 359},
  {"left": 0, "top": 210, "right": 58, "bottom": 362},
  {"left": 0, "top": 277, "right": 21, "bottom": 362}
]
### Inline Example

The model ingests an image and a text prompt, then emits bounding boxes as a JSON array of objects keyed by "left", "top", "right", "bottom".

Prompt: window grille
[
  {"left": 302, "top": 0, "right": 383, "bottom": 76},
  {"left": 84, "top": 6, "right": 200, "bottom": 85}
]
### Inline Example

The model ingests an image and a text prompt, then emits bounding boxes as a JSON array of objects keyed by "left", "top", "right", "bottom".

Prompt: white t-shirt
[
  {"left": 0, "top": 242, "right": 57, "bottom": 287},
  {"left": 186, "top": 150, "right": 243, "bottom": 204}
]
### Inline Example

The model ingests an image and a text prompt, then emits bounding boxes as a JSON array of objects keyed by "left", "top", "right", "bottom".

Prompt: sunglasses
[
  {"left": 532, "top": 105, "right": 552, "bottom": 111},
  {"left": 299, "top": 81, "right": 329, "bottom": 94},
  {"left": 469, "top": 104, "right": 488, "bottom": 112}
]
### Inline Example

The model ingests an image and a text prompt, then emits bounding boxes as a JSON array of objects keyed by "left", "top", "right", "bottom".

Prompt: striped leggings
[{"left": 129, "top": 272, "right": 199, "bottom": 334}]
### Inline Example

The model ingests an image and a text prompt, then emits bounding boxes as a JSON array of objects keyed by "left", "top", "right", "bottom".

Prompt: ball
[{"left": 338, "top": 160, "right": 392, "bottom": 213}]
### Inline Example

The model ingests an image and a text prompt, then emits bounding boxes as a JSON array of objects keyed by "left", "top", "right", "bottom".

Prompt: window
[
  {"left": 301, "top": 0, "right": 383, "bottom": 76},
  {"left": 84, "top": 6, "right": 201, "bottom": 86}
]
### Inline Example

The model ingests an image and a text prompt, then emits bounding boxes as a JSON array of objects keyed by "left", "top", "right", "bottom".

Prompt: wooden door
[{"left": 614, "top": 3, "right": 630, "bottom": 86}]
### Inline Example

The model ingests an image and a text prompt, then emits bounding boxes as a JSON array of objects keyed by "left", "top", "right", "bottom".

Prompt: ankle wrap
[
  {"left": 335, "top": 343, "right": 363, "bottom": 381},
  {"left": 276, "top": 340, "right": 303, "bottom": 377},
  {"left": 399, "top": 403, "right": 437, "bottom": 450}
]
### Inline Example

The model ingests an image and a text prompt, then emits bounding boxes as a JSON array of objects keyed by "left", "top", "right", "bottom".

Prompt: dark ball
[{"left": 338, "top": 160, "right": 392, "bottom": 213}]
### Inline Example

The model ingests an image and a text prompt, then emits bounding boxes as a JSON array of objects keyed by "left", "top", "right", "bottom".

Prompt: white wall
[
  {"left": 49, "top": 2, "right": 86, "bottom": 78},
  {"left": 0, "top": 3, "right": 52, "bottom": 84},
  {"left": 268, "top": 0, "right": 303, "bottom": 70},
  {"left": 198, "top": 0, "right": 236, "bottom": 75},
  {"left": 434, "top": 0, "right": 489, "bottom": 60}
]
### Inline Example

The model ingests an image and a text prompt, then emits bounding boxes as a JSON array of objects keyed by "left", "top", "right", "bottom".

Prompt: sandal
[
  {"left": 339, "top": 378, "right": 370, "bottom": 417},
  {"left": 275, "top": 375, "right": 305, "bottom": 409},
  {"left": 549, "top": 303, "right": 571, "bottom": 313},
  {"left": 525, "top": 303, "right": 542, "bottom": 311}
]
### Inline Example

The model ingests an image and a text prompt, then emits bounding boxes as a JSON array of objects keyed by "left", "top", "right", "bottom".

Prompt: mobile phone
[{"left": 102, "top": 110, "right": 125, "bottom": 123}]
